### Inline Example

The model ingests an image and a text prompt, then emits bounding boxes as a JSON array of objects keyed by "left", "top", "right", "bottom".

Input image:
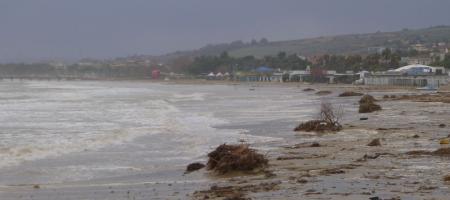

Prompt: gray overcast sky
[{"left": 1, "top": 0, "right": 450, "bottom": 62}]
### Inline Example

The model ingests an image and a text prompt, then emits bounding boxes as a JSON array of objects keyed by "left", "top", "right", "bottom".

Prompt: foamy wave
[
  {"left": 0, "top": 95, "right": 181, "bottom": 169},
  {"left": 169, "top": 93, "right": 207, "bottom": 102},
  {"left": 165, "top": 112, "right": 282, "bottom": 159}
]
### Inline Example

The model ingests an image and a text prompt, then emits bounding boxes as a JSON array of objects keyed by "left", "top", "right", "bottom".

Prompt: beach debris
[
  {"left": 224, "top": 196, "right": 250, "bottom": 200},
  {"left": 294, "top": 102, "right": 342, "bottom": 132},
  {"left": 359, "top": 103, "right": 381, "bottom": 113},
  {"left": 264, "top": 170, "right": 276, "bottom": 178},
  {"left": 406, "top": 147, "right": 450, "bottom": 156},
  {"left": 315, "top": 90, "right": 332, "bottom": 95},
  {"left": 304, "top": 189, "right": 322, "bottom": 195},
  {"left": 303, "top": 88, "right": 315, "bottom": 92},
  {"left": 367, "top": 138, "right": 381, "bottom": 146},
  {"left": 320, "top": 168, "right": 345, "bottom": 175},
  {"left": 406, "top": 150, "right": 431, "bottom": 155},
  {"left": 356, "top": 153, "right": 394, "bottom": 162},
  {"left": 443, "top": 175, "right": 450, "bottom": 182},
  {"left": 207, "top": 144, "right": 268, "bottom": 174},
  {"left": 418, "top": 185, "right": 438, "bottom": 191},
  {"left": 276, "top": 156, "right": 305, "bottom": 160},
  {"left": 294, "top": 120, "right": 334, "bottom": 132},
  {"left": 369, "top": 197, "right": 380, "bottom": 200},
  {"left": 432, "top": 147, "right": 450, "bottom": 155},
  {"left": 392, "top": 93, "right": 450, "bottom": 103},
  {"left": 362, "top": 154, "right": 381, "bottom": 160},
  {"left": 440, "top": 138, "right": 450, "bottom": 144},
  {"left": 412, "top": 134, "right": 420, "bottom": 138},
  {"left": 359, "top": 94, "right": 377, "bottom": 104},
  {"left": 297, "top": 179, "right": 308, "bottom": 184},
  {"left": 439, "top": 124, "right": 446, "bottom": 128},
  {"left": 338, "top": 91, "right": 363, "bottom": 97},
  {"left": 360, "top": 117, "right": 368, "bottom": 120},
  {"left": 33, "top": 184, "right": 40, "bottom": 189},
  {"left": 277, "top": 154, "right": 326, "bottom": 160},
  {"left": 310, "top": 142, "right": 321, "bottom": 147},
  {"left": 359, "top": 95, "right": 381, "bottom": 113},
  {"left": 193, "top": 182, "right": 279, "bottom": 199},
  {"left": 186, "top": 162, "right": 206, "bottom": 173},
  {"left": 284, "top": 142, "right": 325, "bottom": 149}
]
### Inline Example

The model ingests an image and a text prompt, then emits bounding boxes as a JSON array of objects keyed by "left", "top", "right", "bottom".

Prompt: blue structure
[{"left": 255, "top": 66, "right": 274, "bottom": 73}]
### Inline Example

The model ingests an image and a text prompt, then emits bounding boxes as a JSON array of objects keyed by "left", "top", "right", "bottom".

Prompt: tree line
[
  {"left": 184, "top": 49, "right": 431, "bottom": 74},
  {"left": 0, "top": 63, "right": 155, "bottom": 79},
  {"left": 186, "top": 51, "right": 311, "bottom": 74}
]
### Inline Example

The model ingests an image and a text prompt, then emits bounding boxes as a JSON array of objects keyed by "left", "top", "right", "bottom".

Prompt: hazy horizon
[{"left": 1, "top": 0, "right": 450, "bottom": 63}]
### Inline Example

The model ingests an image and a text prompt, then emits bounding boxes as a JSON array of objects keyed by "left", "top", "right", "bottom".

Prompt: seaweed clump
[
  {"left": 339, "top": 91, "right": 363, "bottom": 97},
  {"left": 207, "top": 144, "right": 268, "bottom": 174},
  {"left": 359, "top": 95, "right": 381, "bottom": 113}
]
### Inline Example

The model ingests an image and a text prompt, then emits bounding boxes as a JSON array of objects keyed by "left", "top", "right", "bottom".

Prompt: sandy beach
[{"left": 0, "top": 80, "right": 449, "bottom": 200}]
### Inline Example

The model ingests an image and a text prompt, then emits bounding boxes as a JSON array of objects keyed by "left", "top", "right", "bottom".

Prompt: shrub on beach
[
  {"left": 294, "top": 102, "right": 343, "bottom": 132},
  {"left": 294, "top": 120, "right": 342, "bottom": 132},
  {"left": 207, "top": 144, "right": 268, "bottom": 174}
]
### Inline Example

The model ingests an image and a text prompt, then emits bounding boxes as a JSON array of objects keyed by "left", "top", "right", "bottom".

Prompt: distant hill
[{"left": 160, "top": 26, "right": 450, "bottom": 59}]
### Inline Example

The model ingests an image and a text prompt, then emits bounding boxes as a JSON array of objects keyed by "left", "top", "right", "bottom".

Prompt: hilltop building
[{"left": 368, "top": 46, "right": 388, "bottom": 54}]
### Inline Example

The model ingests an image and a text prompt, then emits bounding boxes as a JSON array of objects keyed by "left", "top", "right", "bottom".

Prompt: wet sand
[{"left": 190, "top": 87, "right": 450, "bottom": 200}]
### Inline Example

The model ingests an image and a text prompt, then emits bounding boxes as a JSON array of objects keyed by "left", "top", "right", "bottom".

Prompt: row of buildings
[
  {"left": 363, "top": 64, "right": 448, "bottom": 89},
  {"left": 213, "top": 64, "right": 449, "bottom": 89}
]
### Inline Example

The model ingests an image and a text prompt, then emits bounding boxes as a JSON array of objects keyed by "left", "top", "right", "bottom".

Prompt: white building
[{"left": 364, "top": 64, "right": 449, "bottom": 88}]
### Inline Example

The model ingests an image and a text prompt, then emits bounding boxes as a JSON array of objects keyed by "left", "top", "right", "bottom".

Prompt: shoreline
[
  {"left": 1, "top": 81, "right": 449, "bottom": 199},
  {"left": 1, "top": 77, "right": 425, "bottom": 92}
]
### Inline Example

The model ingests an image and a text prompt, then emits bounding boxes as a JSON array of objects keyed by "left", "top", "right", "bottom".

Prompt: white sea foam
[
  {"left": 0, "top": 81, "right": 309, "bottom": 186},
  {"left": 0, "top": 81, "right": 281, "bottom": 172},
  {"left": 0, "top": 83, "right": 182, "bottom": 169},
  {"left": 169, "top": 92, "right": 207, "bottom": 102}
]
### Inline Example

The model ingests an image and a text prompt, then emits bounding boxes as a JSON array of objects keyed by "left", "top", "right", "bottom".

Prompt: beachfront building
[
  {"left": 288, "top": 70, "right": 310, "bottom": 82},
  {"left": 286, "top": 68, "right": 358, "bottom": 84},
  {"left": 234, "top": 66, "right": 285, "bottom": 82},
  {"left": 205, "top": 72, "right": 230, "bottom": 80},
  {"left": 364, "top": 64, "right": 449, "bottom": 88}
]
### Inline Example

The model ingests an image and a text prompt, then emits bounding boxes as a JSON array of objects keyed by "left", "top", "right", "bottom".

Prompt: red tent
[{"left": 151, "top": 69, "right": 160, "bottom": 79}]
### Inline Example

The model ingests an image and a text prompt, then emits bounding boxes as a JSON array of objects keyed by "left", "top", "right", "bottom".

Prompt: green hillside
[
  {"left": 228, "top": 26, "right": 450, "bottom": 57},
  {"left": 163, "top": 26, "right": 450, "bottom": 59}
]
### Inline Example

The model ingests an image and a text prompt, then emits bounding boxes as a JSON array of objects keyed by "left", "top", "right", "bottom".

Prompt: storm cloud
[{"left": 1, "top": 0, "right": 449, "bottom": 62}]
